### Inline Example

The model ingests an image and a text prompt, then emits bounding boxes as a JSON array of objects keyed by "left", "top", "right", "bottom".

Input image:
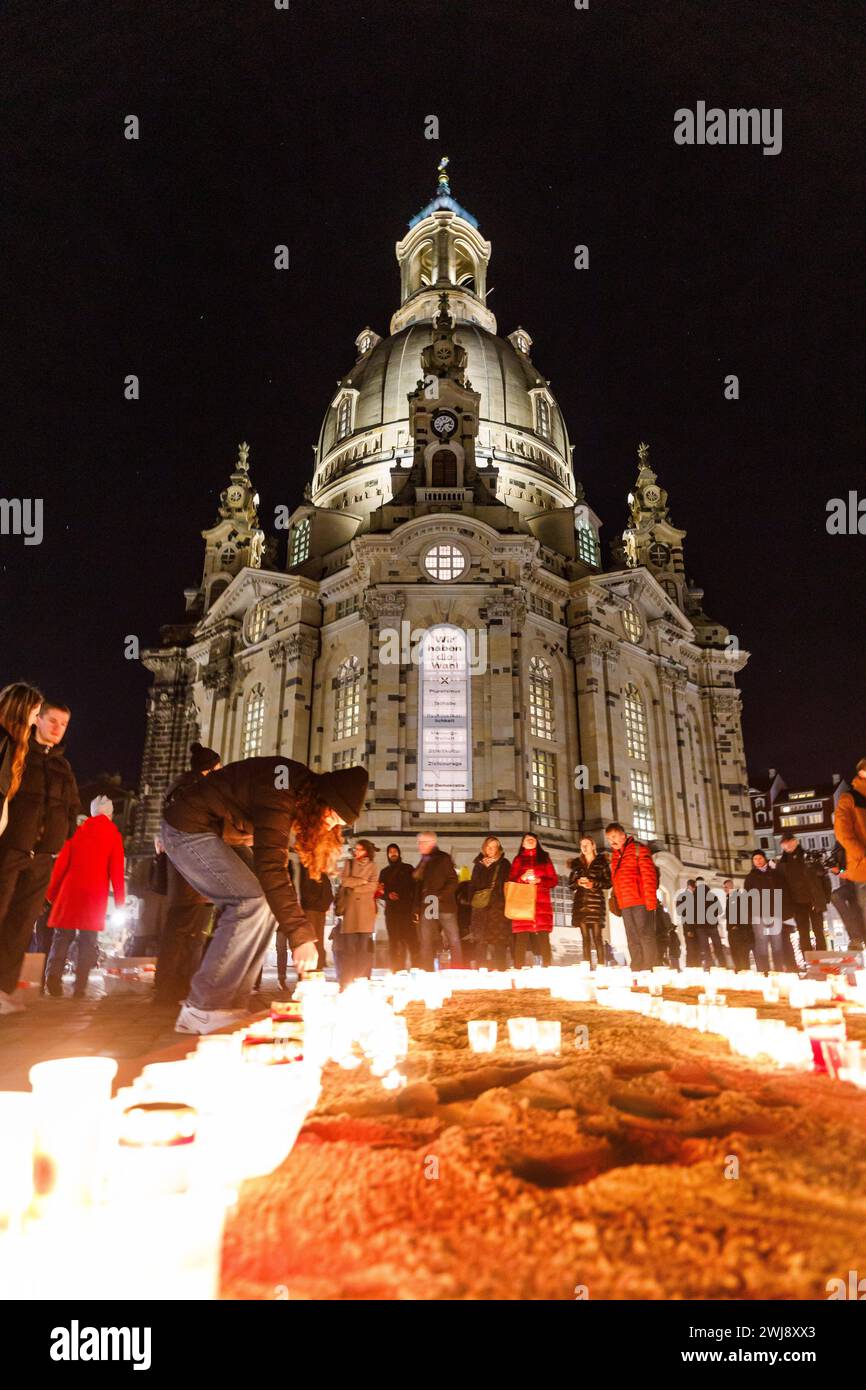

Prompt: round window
[{"left": 422, "top": 542, "right": 467, "bottom": 582}]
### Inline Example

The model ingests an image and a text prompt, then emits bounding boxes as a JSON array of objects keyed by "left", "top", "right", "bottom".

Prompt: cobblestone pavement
[{"left": 0, "top": 969, "right": 294, "bottom": 1092}]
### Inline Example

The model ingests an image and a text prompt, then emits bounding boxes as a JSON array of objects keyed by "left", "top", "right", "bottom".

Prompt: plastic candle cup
[
  {"left": 29, "top": 1057, "right": 118, "bottom": 1207},
  {"left": 0, "top": 1092, "right": 35, "bottom": 1225},
  {"left": 535, "top": 1021, "right": 561, "bottom": 1054},
  {"left": 507, "top": 1017, "right": 538, "bottom": 1050},
  {"left": 467, "top": 1020, "right": 498, "bottom": 1053},
  {"left": 800, "top": 1007, "right": 846, "bottom": 1075}
]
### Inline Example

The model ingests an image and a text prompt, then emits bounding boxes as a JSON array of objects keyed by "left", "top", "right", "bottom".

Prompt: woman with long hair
[
  {"left": 469, "top": 835, "right": 512, "bottom": 971},
  {"left": 336, "top": 839, "right": 379, "bottom": 988},
  {"left": 568, "top": 834, "right": 611, "bottom": 968},
  {"left": 0, "top": 683, "right": 44, "bottom": 838},
  {"left": 506, "top": 833, "right": 559, "bottom": 967},
  {"left": 161, "top": 755, "right": 368, "bottom": 1033}
]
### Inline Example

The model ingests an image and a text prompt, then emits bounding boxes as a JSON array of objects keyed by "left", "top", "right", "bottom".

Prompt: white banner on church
[{"left": 418, "top": 625, "right": 472, "bottom": 801}]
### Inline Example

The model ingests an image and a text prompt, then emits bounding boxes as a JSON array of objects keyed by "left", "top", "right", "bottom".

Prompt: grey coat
[{"left": 339, "top": 856, "right": 379, "bottom": 933}]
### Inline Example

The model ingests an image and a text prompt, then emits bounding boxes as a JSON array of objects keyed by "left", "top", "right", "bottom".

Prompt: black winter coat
[
  {"left": 469, "top": 853, "right": 512, "bottom": 947},
  {"left": 299, "top": 860, "right": 334, "bottom": 912},
  {"left": 776, "top": 847, "right": 830, "bottom": 911},
  {"left": 378, "top": 860, "right": 416, "bottom": 922},
  {"left": 569, "top": 852, "right": 611, "bottom": 931},
  {"left": 740, "top": 865, "right": 793, "bottom": 925},
  {"left": 0, "top": 736, "right": 79, "bottom": 854},
  {"left": 412, "top": 847, "right": 458, "bottom": 917}
]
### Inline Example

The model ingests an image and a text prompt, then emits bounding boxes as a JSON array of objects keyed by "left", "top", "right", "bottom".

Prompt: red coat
[
  {"left": 507, "top": 850, "right": 559, "bottom": 933},
  {"left": 610, "top": 837, "right": 657, "bottom": 912},
  {"left": 47, "top": 815, "right": 126, "bottom": 932}
]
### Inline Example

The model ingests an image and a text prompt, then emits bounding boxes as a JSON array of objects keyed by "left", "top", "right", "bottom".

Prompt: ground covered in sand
[{"left": 221, "top": 987, "right": 866, "bottom": 1301}]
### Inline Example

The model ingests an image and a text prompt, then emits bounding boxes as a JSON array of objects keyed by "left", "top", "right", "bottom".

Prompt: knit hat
[
  {"left": 91, "top": 795, "right": 113, "bottom": 818},
  {"left": 315, "top": 764, "right": 368, "bottom": 825},
  {"left": 190, "top": 741, "right": 221, "bottom": 775}
]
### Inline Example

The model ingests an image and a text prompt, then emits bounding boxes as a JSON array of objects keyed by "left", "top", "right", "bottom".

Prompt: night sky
[{"left": 6, "top": 0, "right": 863, "bottom": 791}]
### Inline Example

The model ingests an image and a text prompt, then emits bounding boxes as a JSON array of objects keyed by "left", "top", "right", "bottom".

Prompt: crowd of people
[{"left": 2, "top": 676, "right": 866, "bottom": 1036}]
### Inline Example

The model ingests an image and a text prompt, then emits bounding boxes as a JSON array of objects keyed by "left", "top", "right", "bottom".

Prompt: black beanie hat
[
  {"left": 315, "top": 765, "right": 368, "bottom": 825},
  {"left": 190, "top": 741, "right": 221, "bottom": 774}
]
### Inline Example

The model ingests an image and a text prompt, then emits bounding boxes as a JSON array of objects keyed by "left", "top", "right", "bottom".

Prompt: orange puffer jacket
[
  {"left": 610, "top": 837, "right": 658, "bottom": 912},
  {"left": 835, "top": 776, "right": 866, "bottom": 884}
]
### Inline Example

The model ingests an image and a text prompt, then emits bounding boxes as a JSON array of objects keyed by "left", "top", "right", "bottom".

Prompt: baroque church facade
[{"left": 133, "top": 163, "right": 753, "bottom": 912}]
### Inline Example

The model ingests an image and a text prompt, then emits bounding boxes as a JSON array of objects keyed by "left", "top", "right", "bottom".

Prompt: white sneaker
[
  {"left": 174, "top": 1003, "right": 248, "bottom": 1035},
  {"left": 0, "top": 989, "right": 25, "bottom": 1015}
]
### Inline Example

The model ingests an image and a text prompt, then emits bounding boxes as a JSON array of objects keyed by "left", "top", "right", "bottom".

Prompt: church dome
[{"left": 310, "top": 162, "right": 575, "bottom": 512}]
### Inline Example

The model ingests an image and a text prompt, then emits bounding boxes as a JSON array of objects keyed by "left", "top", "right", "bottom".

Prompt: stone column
[
  {"left": 276, "top": 632, "right": 319, "bottom": 765},
  {"left": 360, "top": 590, "right": 406, "bottom": 832},
  {"left": 568, "top": 629, "right": 620, "bottom": 835},
  {"left": 486, "top": 590, "right": 528, "bottom": 832}
]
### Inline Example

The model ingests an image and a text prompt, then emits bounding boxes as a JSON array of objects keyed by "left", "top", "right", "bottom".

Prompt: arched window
[
  {"left": 336, "top": 397, "right": 352, "bottom": 441},
  {"left": 220, "top": 546, "right": 236, "bottom": 569},
  {"left": 623, "top": 684, "right": 648, "bottom": 761},
  {"left": 536, "top": 397, "right": 551, "bottom": 440},
  {"left": 423, "top": 543, "right": 466, "bottom": 581},
  {"left": 334, "top": 657, "right": 361, "bottom": 741},
  {"left": 531, "top": 749, "right": 559, "bottom": 827},
  {"left": 242, "top": 684, "right": 266, "bottom": 757},
  {"left": 577, "top": 524, "right": 600, "bottom": 567},
  {"left": 623, "top": 682, "right": 655, "bottom": 836},
  {"left": 529, "top": 656, "right": 555, "bottom": 740},
  {"left": 246, "top": 601, "right": 267, "bottom": 645},
  {"left": 621, "top": 602, "right": 642, "bottom": 644},
  {"left": 431, "top": 449, "right": 458, "bottom": 487},
  {"left": 289, "top": 517, "right": 310, "bottom": 566}
]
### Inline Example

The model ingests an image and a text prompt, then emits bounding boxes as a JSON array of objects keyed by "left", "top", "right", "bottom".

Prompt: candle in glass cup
[
  {"left": 535, "top": 1020, "right": 561, "bottom": 1054},
  {"left": 468, "top": 1020, "right": 498, "bottom": 1053},
  {"left": 29, "top": 1057, "right": 118, "bottom": 1207},
  {"left": 507, "top": 1017, "right": 538, "bottom": 1050}
]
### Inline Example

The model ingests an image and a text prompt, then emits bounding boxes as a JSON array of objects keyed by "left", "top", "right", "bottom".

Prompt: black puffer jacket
[
  {"left": 0, "top": 736, "right": 79, "bottom": 853},
  {"left": 163, "top": 756, "right": 366, "bottom": 945},
  {"left": 569, "top": 852, "right": 611, "bottom": 931}
]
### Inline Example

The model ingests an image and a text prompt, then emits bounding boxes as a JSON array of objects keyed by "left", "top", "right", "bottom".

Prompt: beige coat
[
  {"left": 835, "top": 774, "right": 866, "bottom": 884},
  {"left": 339, "top": 856, "right": 379, "bottom": 933}
]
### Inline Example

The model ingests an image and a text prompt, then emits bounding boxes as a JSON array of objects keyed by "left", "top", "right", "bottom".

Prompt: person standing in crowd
[
  {"left": 655, "top": 891, "right": 675, "bottom": 967},
  {"left": 413, "top": 832, "right": 460, "bottom": 970},
  {"left": 469, "top": 836, "right": 512, "bottom": 971},
  {"left": 0, "top": 699, "right": 78, "bottom": 1015},
  {"left": 826, "top": 843, "right": 865, "bottom": 947},
  {"left": 834, "top": 759, "right": 866, "bottom": 931},
  {"left": 507, "top": 833, "right": 558, "bottom": 968},
  {"left": 377, "top": 844, "right": 418, "bottom": 971},
  {"left": 776, "top": 832, "right": 828, "bottom": 956},
  {"left": 298, "top": 859, "right": 334, "bottom": 975},
  {"left": 43, "top": 796, "right": 126, "bottom": 998},
  {"left": 568, "top": 835, "right": 610, "bottom": 969},
  {"left": 743, "top": 850, "right": 796, "bottom": 973},
  {"left": 694, "top": 876, "right": 727, "bottom": 970},
  {"left": 161, "top": 756, "right": 367, "bottom": 1033},
  {"left": 605, "top": 822, "right": 658, "bottom": 970},
  {"left": 336, "top": 840, "right": 379, "bottom": 987},
  {"left": 724, "top": 877, "right": 754, "bottom": 972},
  {"left": 0, "top": 683, "right": 43, "bottom": 839},
  {"left": 667, "top": 915, "right": 682, "bottom": 970},
  {"left": 676, "top": 879, "right": 701, "bottom": 967},
  {"left": 153, "top": 743, "right": 222, "bottom": 1005}
]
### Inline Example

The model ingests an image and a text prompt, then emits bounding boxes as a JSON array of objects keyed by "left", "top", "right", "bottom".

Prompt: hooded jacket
[
  {"left": 835, "top": 776, "right": 866, "bottom": 884},
  {"left": 46, "top": 813, "right": 126, "bottom": 932},
  {"left": 378, "top": 851, "right": 416, "bottom": 920},
  {"left": 0, "top": 734, "right": 79, "bottom": 854},
  {"left": 163, "top": 756, "right": 367, "bottom": 943}
]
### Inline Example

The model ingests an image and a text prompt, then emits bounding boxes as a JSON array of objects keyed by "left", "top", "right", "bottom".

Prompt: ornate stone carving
[
  {"left": 360, "top": 590, "right": 406, "bottom": 623},
  {"left": 285, "top": 633, "right": 319, "bottom": 664}
]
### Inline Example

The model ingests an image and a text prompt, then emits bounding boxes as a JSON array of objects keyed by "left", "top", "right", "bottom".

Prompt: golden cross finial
[{"left": 238, "top": 441, "right": 250, "bottom": 470}]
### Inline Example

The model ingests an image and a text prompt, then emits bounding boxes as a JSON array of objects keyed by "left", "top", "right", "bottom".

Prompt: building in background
[
  {"left": 749, "top": 769, "right": 848, "bottom": 858},
  {"left": 133, "top": 162, "right": 754, "bottom": 909},
  {"left": 749, "top": 769, "right": 788, "bottom": 856}
]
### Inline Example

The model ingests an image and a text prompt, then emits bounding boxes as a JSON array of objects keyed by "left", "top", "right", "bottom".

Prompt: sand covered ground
[{"left": 221, "top": 986, "right": 866, "bottom": 1301}]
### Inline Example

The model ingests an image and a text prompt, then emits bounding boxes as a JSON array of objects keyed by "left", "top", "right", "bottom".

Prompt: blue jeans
[
  {"left": 47, "top": 929, "right": 99, "bottom": 991},
  {"left": 621, "top": 905, "right": 657, "bottom": 971},
  {"left": 161, "top": 823, "right": 275, "bottom": 1011},
  {"left": 419, "top": 912, "right": 462, "bottom": 970}
]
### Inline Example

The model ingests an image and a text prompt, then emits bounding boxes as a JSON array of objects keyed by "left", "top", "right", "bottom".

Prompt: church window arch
[
  {"left": 289, "top": 517, "right": 311, "bottom": 566},
  {"left": 577, "top": 524, "right": 600, "bottom": 568},
  {"left": 336, "top": 397, "right": 352, "bottom": 441},
  {"left": 242, "top": 684, "right": 266, "bottom": 758},
  {"left": 535, "top": 397, "right": 551, "bottom": 440},
  {"left": 623, "top": 683, "right": 649, "bottom": 761},
  {"left": 431, "top": 449, "right": 458, "bottom": 487},
  {"left": 334, "top": 656, "right": 361, "bottom": 741},
  {"left": 529, "top": 656, "right": 555, "bottom": 740},
  {"left": 245, "top": 600, "right": 267, "bottom": 645},
  {"left": 621, "top": 602, "right": 642, "bottom": 644},
  {"left": 623, "top": 682, "right": 655, "bottom": 836}
]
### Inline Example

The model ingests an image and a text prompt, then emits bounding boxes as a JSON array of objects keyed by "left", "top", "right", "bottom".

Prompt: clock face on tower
[
  {"left": 431, "top": 410, "right": 458, "bottom": 440},
  {"left": 643, "top": 486, "right": 661, "bottom": 506},
  {"left": 227, "top": 486, "right": 244, "bottom": 506}
]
